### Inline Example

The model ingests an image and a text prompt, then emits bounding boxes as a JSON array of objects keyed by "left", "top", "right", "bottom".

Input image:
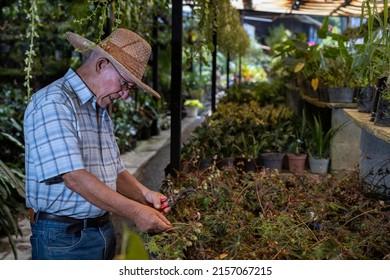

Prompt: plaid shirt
[{"left": 24, "top": 69, "right": 125, "bottom": 218}]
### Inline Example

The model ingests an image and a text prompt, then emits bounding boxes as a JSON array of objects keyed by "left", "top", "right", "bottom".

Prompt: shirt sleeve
[{"left": 28, "top": 100, "right": 85, "bottom": 183}]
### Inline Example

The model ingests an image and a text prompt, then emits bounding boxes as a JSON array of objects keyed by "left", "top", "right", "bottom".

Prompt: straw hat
[{"left": 66, "top": 28, "right": 160, "bottom": 99}]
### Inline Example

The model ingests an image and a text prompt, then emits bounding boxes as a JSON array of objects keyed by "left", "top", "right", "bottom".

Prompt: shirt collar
[{"left": 64, "top": 68, "right": 98, "bottom": 109}]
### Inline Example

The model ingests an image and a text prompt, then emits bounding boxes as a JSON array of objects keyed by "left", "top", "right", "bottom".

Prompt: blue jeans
[{"left": 30, "top": 216, "right": 116, "bottom": 260}]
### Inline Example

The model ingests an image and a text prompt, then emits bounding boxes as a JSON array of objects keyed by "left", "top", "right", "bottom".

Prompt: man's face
[{"left": 94, "top": 61, "right": 135, "bottom": 108}]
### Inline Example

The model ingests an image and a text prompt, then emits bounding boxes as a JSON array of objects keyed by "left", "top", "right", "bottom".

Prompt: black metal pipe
[
  {"left": 211, "top": 29, "right": 217, "bottom": 112},
  {"left": 226, "top": 52, "right": 230, "bottom": 89},
  {"left": 170, "top": 0, "right": 183, "bottom": 174},
  {"left": 152, "top": 15, "right": 159, "bottom": 93}
]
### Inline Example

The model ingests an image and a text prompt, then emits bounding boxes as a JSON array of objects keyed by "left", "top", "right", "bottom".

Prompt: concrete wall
[
  {"left": 330, "top": 109, "right": 362, "bottom": 176},
  {"left": 360, "top": 130, "right": 390, "bottom": 196}
]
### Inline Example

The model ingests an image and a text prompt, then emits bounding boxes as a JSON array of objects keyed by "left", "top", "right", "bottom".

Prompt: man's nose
[{"left": 119, "top": 90, "right": 129, "bottom": 100}]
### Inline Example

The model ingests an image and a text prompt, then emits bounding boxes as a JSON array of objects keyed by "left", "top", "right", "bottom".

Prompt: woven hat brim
[{"left": 66, "top": 31, "right": 161, "bottom": 99}]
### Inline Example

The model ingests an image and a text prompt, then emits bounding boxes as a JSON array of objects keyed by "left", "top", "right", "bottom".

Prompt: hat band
[{"left": 101, "top": 41, "right": 145, "bottom": 79}]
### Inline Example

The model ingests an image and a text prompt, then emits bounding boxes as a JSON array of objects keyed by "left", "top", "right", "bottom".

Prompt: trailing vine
[
  {"left": 187, "top": 0, "right": 250, "bottom": 66},
  {"left": 73, "top": 0, "right": 114, "bottom": 42},
  {"left": 24, "top": 0, "right": 39, "bottom": 99}
]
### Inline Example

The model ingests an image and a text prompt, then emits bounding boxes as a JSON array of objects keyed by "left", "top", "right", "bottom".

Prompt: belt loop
[{"left": 83, "top": 218, "right": 88, "bottom": 230}]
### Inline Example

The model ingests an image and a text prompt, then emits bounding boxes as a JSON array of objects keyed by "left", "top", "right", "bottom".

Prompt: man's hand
[{"left": 132, "top": 203, "right": 172, "bottom": 233}]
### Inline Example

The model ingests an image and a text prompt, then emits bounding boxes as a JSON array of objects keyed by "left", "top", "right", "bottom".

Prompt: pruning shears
[{"left": 159, "top": 188, "right": 196, "bottom": 210}]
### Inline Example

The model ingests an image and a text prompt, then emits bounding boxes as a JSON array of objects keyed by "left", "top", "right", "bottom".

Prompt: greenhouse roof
[{"left": 231, "top": 0, "right": 389, "bottom": 17}]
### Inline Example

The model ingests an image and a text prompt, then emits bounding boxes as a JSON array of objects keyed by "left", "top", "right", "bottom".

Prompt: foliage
[
  {"left": 286, "top": 112, "right": 310, "bottom": 155},
  {"left": 232, "top": 132, "right": 267, "bottom": 160},
  {"left": 182, "top": 70, "right": 208, "bottom": 100},
  {"left": 184, "top": 99, "right": 204, "bottom": 108},
  {"left": 307, "top": 115, "right": 345, "bottom": 159},
  {"left": 0, "top": 82, "right": 27, "bottom": 261},
  {"left": 220, "top": 79, "right": 286, "bottom": 105},
  {"left": 24, "top": 0, "right": 39, "bottom": 98},
  {"left": 188, "top": 0, "right": 249, "bottom": 66},
  {"left": 265, "top": 25, "right": 294, "bottom": 82},
  {"left": 142, "top": 168, "right": 390, "bottom": 260},
  {"left": 261, "top": 111, "right": 294, "bottom": 153},
  {"left": 284, "top": 34, "right": 322, "bottom": 91},
  {"left": 356, "top": 0, "right": 390, "bottom": 101},
  {"left": 215, "top": 0, "right": 250, "bottom": 57},
  {"left": 351, "top": 0, "right": 386, "bottom": 88},
  {"left": 111, "top": 99, "right": 138, "bottom": 153},
  {"left": 0, "top": 84, "right": 26, "bottom": 171},
  {"left": 0, "top": 157, "right": 26, "bottom": 260},
  {"left": 316, "top": 16, "right": 381, "bottom": 89},
  {"left": 181, "top": 97, "right": 294, "bottom": 160},
  {"left": 115, "top": 224, "right": 150, "bottom": 260}
]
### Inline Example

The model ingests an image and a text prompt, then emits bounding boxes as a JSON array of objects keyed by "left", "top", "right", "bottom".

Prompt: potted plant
[
  {"left": 364, "top": 0, "right": 390, "bottom": 126},
  {"left": 307, "top": 115, "right": 345, "bottom": 174},
  {"left": 184, "top": 99, "right": 204, "bottom": 118},
  {"left": 352, "top": 0, "right": 386, "bottom": 114},
  {"left": 232, "top": 132, "right": 268, "bottom": 173},
  {"left": 317, "top": 17, "right": 357, "bottom": 103},
  {"left": 374, "top": 86, "right": 390, "bottom": 126},
  {"left": 260, "top": 119, "right": 292, "bottom": 172},
  {"left": 285, "top": 112, "right": 309, "bottom": 174},
  {"left": 283, "top": 33, "right": 322, "bottom": 99}
]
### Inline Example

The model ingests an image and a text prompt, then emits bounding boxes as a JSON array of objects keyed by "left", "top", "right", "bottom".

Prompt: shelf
[
  {"left": 300, "top": 92, "right": 357, "bottom": 109},
  {"left": 344, "top": 109, "right": 390, "bottom": 144}
]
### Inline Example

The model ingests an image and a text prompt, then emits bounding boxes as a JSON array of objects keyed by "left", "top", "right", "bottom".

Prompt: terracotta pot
[{"left": 287, "top": 153, "right": 307, "bottom": 174}]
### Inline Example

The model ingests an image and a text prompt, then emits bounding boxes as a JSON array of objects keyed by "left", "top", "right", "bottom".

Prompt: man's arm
[
  {"left": 62, "top": 169, "right": 172, "bottom": 233},
  {"left": 115, "top": 170, "right": 167, "bottom": 208}
]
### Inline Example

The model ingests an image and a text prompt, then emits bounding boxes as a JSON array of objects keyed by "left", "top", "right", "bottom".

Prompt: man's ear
[{"left": 96, "top": 57, "right": 110, "bottom": 73}]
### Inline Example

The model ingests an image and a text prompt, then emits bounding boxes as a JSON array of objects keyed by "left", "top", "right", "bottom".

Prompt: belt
[{"left": 29, "top": 209, "right": 110, "bottom": 234}]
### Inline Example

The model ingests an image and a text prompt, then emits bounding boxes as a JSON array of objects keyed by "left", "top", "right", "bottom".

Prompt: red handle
[{"left": 159, "top": 197, "right": 169, "bottom": 210}]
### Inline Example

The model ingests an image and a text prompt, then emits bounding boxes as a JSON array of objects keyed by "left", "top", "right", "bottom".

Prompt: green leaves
[
  {"left": 0, "top": 159, "right": 26, "bottom": 259},
  {"left": 115, "top": 225, "right": 149, "bottom": 260},
  {"left": 308, "top": 115, "right": 346, "bottom": 159}
]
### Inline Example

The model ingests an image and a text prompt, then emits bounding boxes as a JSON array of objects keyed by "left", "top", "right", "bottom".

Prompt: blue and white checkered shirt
[{"left": 24, "top": 68, "right": 126, "bottom": 218}]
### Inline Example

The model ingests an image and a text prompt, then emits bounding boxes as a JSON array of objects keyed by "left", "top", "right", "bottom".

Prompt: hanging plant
[
  {"left": 216, "top": 0, "right": 250, "bottom": 57},
  {"left": 24, "top": 0, "right": 39, "bottom": 99},
  {"left": 187, "top": 0, "right": 250, "bottom": 67}
]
